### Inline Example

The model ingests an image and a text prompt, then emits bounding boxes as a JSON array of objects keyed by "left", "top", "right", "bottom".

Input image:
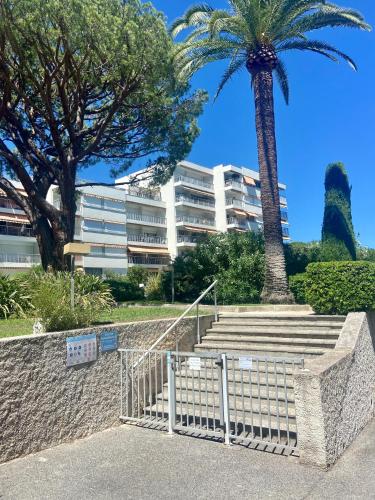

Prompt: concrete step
[
  {"left": 201, "top": 334, "right": 337, "bottom": 348},
  {"left": 218, "top": 313, "right": 345, "bottom": 322},
  {"left": 175, "top": 367, "right": 295, "bottom": 387},
  {"left": 209, "top": 324, "right": 342, "bottom": 334},
  {"left": 165, "top": 382, "right": 295, "bottom": 406},
  {"left": 195, "top": 342, "right": 326, "bottom": 358}
]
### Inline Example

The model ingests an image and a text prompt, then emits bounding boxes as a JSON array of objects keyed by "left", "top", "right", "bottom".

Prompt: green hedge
[
  {"left": 305, "top": 261, "right": 375, "bottom": 315},
  {"left": 105, "top": 278, "right": 143, "bottom": 302},
  {"left": 289, "top": 274, "right": 307, "bottom": 305}
]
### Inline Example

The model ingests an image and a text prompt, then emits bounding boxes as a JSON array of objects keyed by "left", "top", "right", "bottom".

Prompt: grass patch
[{"left": 0, "top": 306, "right": 207, "bottom": 339}]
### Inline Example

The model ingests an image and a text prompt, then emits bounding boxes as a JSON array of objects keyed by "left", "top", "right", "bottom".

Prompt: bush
[
  {"left": 25, "top": 271, "right": 114, "bottom": 331},
  {"left": 305, "top": 261, "right": 375, "bottom": 315},
  {"left": 105, "top": 266, "right": 150, "bottom": 302},
  {"left": 144, "top": 273, "right": 165, "bottom": 301},
  {"left": 0, "top": 274, "right": 33, "bottom": 318},
  {"left": 289, "top": 274, "right": 307, "bottom": 305},
  {"left": 285, "top": 241, "right": 321, "bottom": 276}
]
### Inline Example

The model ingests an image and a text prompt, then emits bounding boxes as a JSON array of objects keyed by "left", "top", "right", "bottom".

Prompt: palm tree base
[{"left": 260, "top": 289, "right": 295, "bottom": 305}]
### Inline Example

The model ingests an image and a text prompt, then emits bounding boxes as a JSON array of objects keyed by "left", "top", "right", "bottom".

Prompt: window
[
  {"left": 84, "top": 219, "right": 103, "bottom": 232},
  {"left": 104, "top": 222, "right": 126, "bottom": 234},
  {"left": 103, "top": 199, "right": 125, "bottom": 212},
  {"left": 84, "top": 195, "right": 102, "bottom": 208},
  {"left": 90, "top": 246, "right": 105, "bottom": 255},
  {"left": 105, "top": 247, "right": 126, "bottom": 257}
]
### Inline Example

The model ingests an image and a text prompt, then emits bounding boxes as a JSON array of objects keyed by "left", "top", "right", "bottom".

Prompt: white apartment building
[{"left": 0, "top": 161, "right": 289, "bottom": 276}]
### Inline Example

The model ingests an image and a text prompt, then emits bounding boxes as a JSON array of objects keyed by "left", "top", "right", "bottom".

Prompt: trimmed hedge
[
  {"left": 305, "top": 261, "right": 375, "bottom": 315},
  {"left": 289, "top": 274, "right": 307, "bottom": 305}
]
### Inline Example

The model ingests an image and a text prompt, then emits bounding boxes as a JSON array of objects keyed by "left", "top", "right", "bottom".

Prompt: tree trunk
[{"left": 252, "top": 68, "right": 294, "bottom": 304}]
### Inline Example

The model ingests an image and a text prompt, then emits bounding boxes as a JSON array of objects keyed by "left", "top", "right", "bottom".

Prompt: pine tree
[{"left": 321, "top": 163, "right": 356, "bottom": 261}]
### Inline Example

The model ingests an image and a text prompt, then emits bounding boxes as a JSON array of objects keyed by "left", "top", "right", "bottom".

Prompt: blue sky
[{"left": 87, "top": 1, "right": 375, "bottom": 247}]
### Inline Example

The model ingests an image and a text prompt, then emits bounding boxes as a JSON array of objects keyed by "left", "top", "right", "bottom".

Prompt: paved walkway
[{"left": 1, "top": 420, "right": 375, "bottom": 499}]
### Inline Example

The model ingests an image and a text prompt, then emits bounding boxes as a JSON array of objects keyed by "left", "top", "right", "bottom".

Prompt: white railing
[
  {"left": 134, "top": 280, "right": 219, "bottom": 367},
  {"left": 175, "top": 175, "right": 213, "bottom": 190},
  {"left": 0, "top": 225, "right": 33, "bottom": 237},
  {"left": 128, "top": 255, "right": 170, "bottom": 266},
  {"left": 176, "top": 215, "right": 215, "bottom": 227},
  {"left": 175, "top": 194, "right": 215, "bottom": 208},
  {"left": 226, "top": 217, "right": 248, "bottom": 230},
  {"left": 177, "top": 235, "right": 200, "bottom": 244},
  {"left": 0, "top": 254, "right": 41, "bottom": 264},
  {"left": 127, "top": 234, "right": 167, "bottom": 245},
  {"left": 127, "top": 189, "right": 162, "bottom": 201},
  {"left": 225, "top": 180, "right": 243, "bottom": 190},
  {"left": 127, "top": 213, "right": 167, "bottom": 225}
]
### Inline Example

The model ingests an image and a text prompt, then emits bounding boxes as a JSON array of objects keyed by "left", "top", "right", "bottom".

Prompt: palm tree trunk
[{"left": 252, "top": 67, "right": 294, "bottom": 304}]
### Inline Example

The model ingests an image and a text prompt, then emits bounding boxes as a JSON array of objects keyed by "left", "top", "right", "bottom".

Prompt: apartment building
[{"left": 0, "top": 161, "right": 289, "bottom": 276}]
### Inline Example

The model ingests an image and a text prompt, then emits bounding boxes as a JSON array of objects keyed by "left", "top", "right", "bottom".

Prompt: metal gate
[{"left": 119, "top": 349, "right": 304, "bottom": 453}]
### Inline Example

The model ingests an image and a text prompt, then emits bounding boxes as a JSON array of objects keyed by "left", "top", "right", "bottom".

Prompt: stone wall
[
  {"left": 294, "top": 312, "right": 375, "bottom": 469},
  {"left": 0, "top": 315, "right": 214, "bottom": 464}
]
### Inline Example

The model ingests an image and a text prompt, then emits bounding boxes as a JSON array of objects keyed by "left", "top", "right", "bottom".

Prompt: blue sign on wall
[{"left": 100, "top": 331, "right": 118, "bottom": 352}]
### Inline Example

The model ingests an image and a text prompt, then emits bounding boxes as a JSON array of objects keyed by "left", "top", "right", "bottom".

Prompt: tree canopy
[{"left": 0, "top": 0, "right": 206, "bottom": 269}]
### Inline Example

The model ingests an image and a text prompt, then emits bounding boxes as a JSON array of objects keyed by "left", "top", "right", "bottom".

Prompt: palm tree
[{"left": 171, "top": 0, "right": 371, "bottom": 303}]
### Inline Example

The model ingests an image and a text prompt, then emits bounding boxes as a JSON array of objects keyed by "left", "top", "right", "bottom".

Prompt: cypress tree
[{"left": 321, "top": 162, "right": 356, "bottom": 261}]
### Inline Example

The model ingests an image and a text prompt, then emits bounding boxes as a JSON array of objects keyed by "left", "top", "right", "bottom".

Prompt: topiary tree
[{"left": 321, "top": 163, "right": 356, "bottom": 261}]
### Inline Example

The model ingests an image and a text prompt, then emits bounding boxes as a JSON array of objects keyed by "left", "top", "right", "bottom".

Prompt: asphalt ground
[{"left": 1, "top": 419, "right": 375, "bottom": 500}]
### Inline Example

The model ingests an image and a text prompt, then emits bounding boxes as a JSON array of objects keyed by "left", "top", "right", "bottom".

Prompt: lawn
[{"left": 0, "top": 306, "right": 202, "bottom": 340}]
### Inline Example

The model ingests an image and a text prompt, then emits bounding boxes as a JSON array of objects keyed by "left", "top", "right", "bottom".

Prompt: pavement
[{"left": 1, "top": 420, "right": 375, "bottom": 500}]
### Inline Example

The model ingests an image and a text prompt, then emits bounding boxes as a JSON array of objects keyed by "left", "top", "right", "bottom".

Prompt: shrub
[
  {"left": 144, "top": 273, "right": 165, "bottom": 301},
  {"left": 26, "top": 271, "right": 114, "bottom": 331},
  {"left": 305, "top": 261, "right": 375, "bottom": 315},
  {"left": 289, "top": 274, "right": 307, "bottom": 305},
  {"left": 285, "top": 241, "right": 321, "bottom": 276},
  {"left": 105, "top": 266, "right": 150, "bottom": 302},
  {"left": 0, "top": 274, "right": 33, "bottom": 318}
]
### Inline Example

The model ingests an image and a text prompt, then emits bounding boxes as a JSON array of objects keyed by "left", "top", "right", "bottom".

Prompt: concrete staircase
[
  {"left": 145, "top": 312, "right": 346, "bottom": 452},
  {"left": 195, "top": 312, "right": 345, "bottom": 358}
]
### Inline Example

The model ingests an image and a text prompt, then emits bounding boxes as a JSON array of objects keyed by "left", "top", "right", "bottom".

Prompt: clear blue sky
[{"left": 86, "top": 1, "right": 375, "bottom": 247}]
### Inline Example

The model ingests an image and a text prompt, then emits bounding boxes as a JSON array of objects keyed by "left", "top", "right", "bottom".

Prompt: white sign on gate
[
  {"left": 188, "top": 357, "right": 202, "bottom": 371},
  {"left": 239, "top": 356, "right": 253, "bottom": 370}
]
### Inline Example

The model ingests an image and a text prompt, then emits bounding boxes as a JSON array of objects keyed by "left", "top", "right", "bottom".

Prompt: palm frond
[
  {"left": 277, "top": 39, "right": 358, "bottom": 70},
  {"left": 170, "top": 4, "right": 214, "bottom": 37},
  {"left": 274, "top": 58, "right": 290, "bottom": 105},
  {"left": 215, "top": 53, "right": 247, "bottom": 100}
]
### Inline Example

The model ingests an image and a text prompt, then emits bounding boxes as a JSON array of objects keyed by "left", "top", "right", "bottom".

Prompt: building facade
[{"left": 0, "top": 161, "right": 289, "bottom": 275}]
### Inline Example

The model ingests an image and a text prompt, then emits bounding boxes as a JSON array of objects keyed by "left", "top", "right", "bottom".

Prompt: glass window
[
  {"left": 104, "top": 222, "right": 126, "bottom": 234},
  {"left": 84, "top": 219, "right": 103, "bottom": 231},
  {"left": 91, "top": 246, "right": 105, "bottom": 255},
  {"left": 84, "top": 195, "right": 102, "bottom": 208},
  {"left": 105, "top": 247, "right": 126, "bottom": 257},
  {"left": 103, "top": 199, "right": 125, "bottom": 212}
]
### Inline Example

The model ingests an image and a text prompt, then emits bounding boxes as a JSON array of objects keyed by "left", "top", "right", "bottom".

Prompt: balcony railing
[
  {"left": 175, "top": 175, "right": 213, "bottom": 190},
  {"left": 0, "top": 254, "right": 41, "bottom": 264},
  {"left": 177, "top": 235, "right": 200, "bottom": 244},
  {"left": 0, "top": 198, "right": 23, "bottom": 211},
  {"left": 127, "top": 234, "right": 167, "bottom": 245},
  {"left": 126, "top": 213, "right": 167, "bottom": 225},
  {"left": 282, "top": 228, "right": 290, "bottom": 238},
  {"left": 128, "top": 255, "right": 170, "bottom": 266},
  {"left": 225, "top": 180, "right": 243, "bottom": 191},
  {"left": 127, "top": 188, "right": 161, "bottom": 201},
  {"left": 226, "top": 217, "right": 248, "bottom": 230},
  {"left": 175, "top": 195, "right": 215, "bottom": 208},
  {"left": 176, "top": 215, "right": 215, "bottom": 227},
  {"left": 226, "top": 197, "right": 262, "bottom": 209},
  {"left": 0, "top": 225, "right": 33, "bottom": 237}
]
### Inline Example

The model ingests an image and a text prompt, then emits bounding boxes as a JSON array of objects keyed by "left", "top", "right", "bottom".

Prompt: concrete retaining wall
[
  {"left": 295, "top": 312, "right": 375, "bottom": 469},
  {"left": 0, "top": 315, "right": 214, "bottom": 464}
]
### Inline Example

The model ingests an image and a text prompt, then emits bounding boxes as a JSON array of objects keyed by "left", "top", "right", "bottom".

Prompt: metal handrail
[{"left": 133, "top": 280, "right": 219, "bottom": 367}]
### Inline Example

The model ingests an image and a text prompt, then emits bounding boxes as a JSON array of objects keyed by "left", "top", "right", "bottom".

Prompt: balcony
[
  {"left": 282, "top": 227, "right": 290, "bottom": 239},
  {"left": 176, "top": 215, "right": 215, "bottom": 228},
  {"left": 226, "top": 217, "right": 248, "bottom": 230},
  {"left": 128, "top": 255, "right": 170, "bottom": 266},
  {"left": 127, "top": 188, "right": 161, "bottom": 201},
  {"left": 175, "top": 194, "right": 215, "bottom": 209},
  {"left": 224, "top": 180, "right": 243, "bottom": 191},
  {"left": 0, "top": 198, "right": 24, "bottom": 211},
  {"left": 175, "top": 175, "right": 214, "bottom": 191},
  {"left": 127, "top": 234, "right": 167, "bottom": 245},
  {"left": 281, "top": 210, "right": 288, "bottom": 223},
  {"left": 126, "top": 213, "right": 167, "bottom": 226},
  {"left": 0, "top": 254, "right": 41, "bottom": 267},
  {"left": 0, "top": 225, "right": 34, "bottom": 237}
]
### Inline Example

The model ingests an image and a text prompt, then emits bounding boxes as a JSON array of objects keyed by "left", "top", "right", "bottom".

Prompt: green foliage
[
  {"left": 285, "top": 241, "right": 322, "bottom": 276},
  {"left": 321, "top": 163, "right": 357, "bottom": 262},
  {"left": 144, "top": 273, "right": 165, "bottom": 302},
  {"left": 165, "top": 232, "right": 265, "bottom": 304},
  {"left": 305, "top": 262, "right": 375, "bottom": 315},
  {"left": 105, "top": 267, "right": 150, "bottom": 302},
  {"left": 0, "top": 275, "right": 33, "bottom": 319},
  {"left": 172, "top": 1, "right": 370, "bottom": 102},
  {"left": 289, "top": 274, "right": 307, "bottom": 305},
  {"left": 25, "top": 271, "right": 114, "bottom": 331}
]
